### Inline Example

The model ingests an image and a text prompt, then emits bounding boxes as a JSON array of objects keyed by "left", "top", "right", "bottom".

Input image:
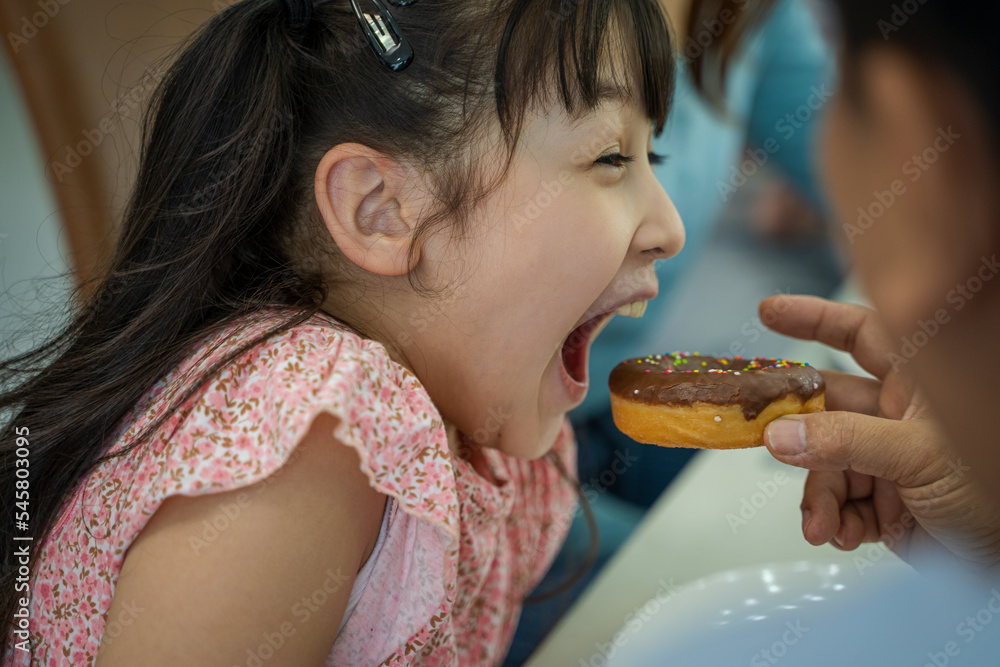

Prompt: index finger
[
  {"left": 821, "top": 370, "right": 881, "bottom": 415},
  {"left": 759, "top": 295, "right": 895, "bottom": 380}
]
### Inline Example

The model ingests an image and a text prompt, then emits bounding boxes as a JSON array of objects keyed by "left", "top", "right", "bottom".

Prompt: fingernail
[
  {"left": 801, "top": 509, "right": 812, "bottom": 536},
  {"left": 767, "top": 419, "right": 806, "bottom": 456}
]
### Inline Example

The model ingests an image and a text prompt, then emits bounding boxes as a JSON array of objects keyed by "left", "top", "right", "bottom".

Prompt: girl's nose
[{"left": 634, "top": 179, "right": 685, "bottom": 260}]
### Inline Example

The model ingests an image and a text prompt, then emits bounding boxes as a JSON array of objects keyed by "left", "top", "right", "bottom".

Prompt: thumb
[{"left": 763, "top": 411, "right": 947, "bottom": 487}]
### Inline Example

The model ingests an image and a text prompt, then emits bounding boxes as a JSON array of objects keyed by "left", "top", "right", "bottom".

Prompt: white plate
[{"left": 600, "top": 559, "right": 920, "bottom": 667}]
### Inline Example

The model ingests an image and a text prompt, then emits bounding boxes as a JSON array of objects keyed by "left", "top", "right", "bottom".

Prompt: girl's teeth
[{"left": 615, "top": 301, "right": 648, "bottom": 318}]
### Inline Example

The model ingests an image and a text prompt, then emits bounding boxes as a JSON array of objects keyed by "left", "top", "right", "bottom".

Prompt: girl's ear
[{"left": 314, "top": 143, "right": 423, "bottom": 276}]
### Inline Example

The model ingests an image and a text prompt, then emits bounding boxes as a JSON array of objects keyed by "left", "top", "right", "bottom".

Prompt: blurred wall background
[
  {"left": 0, "top": 51, "right": 71, "bottom": 363},
  {"left": 0, "top": 0, "right": 227, "bottom": 362}
]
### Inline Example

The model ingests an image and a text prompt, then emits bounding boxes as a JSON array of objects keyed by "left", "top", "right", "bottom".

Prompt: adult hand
[{"left": 758, "top": 295, "right": 1000, "bottom": 569}]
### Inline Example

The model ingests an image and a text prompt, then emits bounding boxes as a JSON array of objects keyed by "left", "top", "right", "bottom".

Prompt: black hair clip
[{"left": 350, "top": 0, "right": 416, "bottom": 71}]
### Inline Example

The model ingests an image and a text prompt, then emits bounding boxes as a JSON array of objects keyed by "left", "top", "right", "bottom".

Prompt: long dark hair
[{"left": 0, "top": 0, "right": 681, "bottom": 647}]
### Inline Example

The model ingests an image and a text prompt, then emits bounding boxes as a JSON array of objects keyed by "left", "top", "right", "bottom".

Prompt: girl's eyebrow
[
  {"left": 567, "top": 82, "right": 635, "bottom": 128},
  {"left": 595, "top": 82, "right": 634, "bottom": 105}
]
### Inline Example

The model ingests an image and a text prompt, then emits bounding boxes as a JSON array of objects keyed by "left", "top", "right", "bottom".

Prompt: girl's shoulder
[
  {"left": 138, "top": 306, "right": 432, "bottom": 432},
  {"left": 20, "top": 309, "right": 459, "bottom": 665},
  {"left": 102, "top": 307, "right": 455, "bottom": 518},
  {"left": 156, "top": 307, "right": 432, "bottom": 430}
]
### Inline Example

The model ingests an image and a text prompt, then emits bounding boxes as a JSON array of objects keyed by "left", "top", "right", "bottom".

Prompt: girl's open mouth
[{"left": 559, "top": 312, "right": 615, "bottom": 388}]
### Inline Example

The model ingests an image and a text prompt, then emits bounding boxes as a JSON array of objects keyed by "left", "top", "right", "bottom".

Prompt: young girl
[{"left": 0, "top": 0, "right": 683, "bottom": 663}]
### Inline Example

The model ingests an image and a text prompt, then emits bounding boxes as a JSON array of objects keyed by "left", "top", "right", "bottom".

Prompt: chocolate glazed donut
[{"left": 609, "top": 353, "right": 825, "bottom": 449}]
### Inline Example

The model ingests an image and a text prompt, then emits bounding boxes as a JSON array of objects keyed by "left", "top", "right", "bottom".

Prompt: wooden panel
[{"left": 1, "top": 0, "right": 228, "bottom": 299}]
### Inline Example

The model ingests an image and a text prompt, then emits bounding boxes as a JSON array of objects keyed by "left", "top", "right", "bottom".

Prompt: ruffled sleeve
[{"left": 51, "top": 310, "right": 461, "bottom": 666}]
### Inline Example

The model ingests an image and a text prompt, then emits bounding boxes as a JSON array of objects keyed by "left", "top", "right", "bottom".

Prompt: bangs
[{"left": 492, "top": 0, "right": 676, "bottom": 145}]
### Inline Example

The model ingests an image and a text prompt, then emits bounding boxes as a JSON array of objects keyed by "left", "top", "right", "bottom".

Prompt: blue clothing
[{"left": 577, "top": 0, "right": 836, "bottom": 421}]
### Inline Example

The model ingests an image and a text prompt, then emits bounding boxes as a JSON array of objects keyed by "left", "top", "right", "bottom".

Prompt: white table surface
[{"left": 525, "top": 445, "right": 905, "bottom": 666}]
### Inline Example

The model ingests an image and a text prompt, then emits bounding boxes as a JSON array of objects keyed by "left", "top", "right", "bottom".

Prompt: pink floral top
[{"left": 5, "top": 308, "right": 577, "bottom": 666}]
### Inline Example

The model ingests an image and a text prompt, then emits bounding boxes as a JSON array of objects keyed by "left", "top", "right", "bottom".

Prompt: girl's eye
[
  {"left": 595, "top": 152, "right": 635, "bottom": 169},
  {"left": 596, "top": 152, "right": 669, "bottom": 168}
]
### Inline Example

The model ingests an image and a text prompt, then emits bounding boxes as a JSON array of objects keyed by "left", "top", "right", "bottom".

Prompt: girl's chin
[{"left": 490, "top": 415, "right": 568, "bottom": 462}]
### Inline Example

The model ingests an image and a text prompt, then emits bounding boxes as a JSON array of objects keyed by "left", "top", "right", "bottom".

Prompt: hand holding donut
[{"left": 759, "top": 295, "right": 1000, "bottom": 570}]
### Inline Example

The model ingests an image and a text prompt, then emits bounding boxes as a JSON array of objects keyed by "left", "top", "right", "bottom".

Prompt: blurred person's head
[{"left": 820, "top": 1, "right": 1000, "bottom": 491}]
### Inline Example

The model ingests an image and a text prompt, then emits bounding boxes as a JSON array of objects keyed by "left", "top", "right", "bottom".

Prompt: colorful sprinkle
[{"left": 623, "top": 353, "right": 812, "bottom": 377}]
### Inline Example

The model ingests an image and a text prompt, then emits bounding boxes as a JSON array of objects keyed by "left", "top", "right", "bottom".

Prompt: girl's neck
[
  {"left": 317, "top": 304, "right": 499, "bottom": 484},
  {"left": 318, "top": 303, "right": 422, "bottom": 380},
  {"left": 446, "top": 421, "right": 500, "bottom": 485}
]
